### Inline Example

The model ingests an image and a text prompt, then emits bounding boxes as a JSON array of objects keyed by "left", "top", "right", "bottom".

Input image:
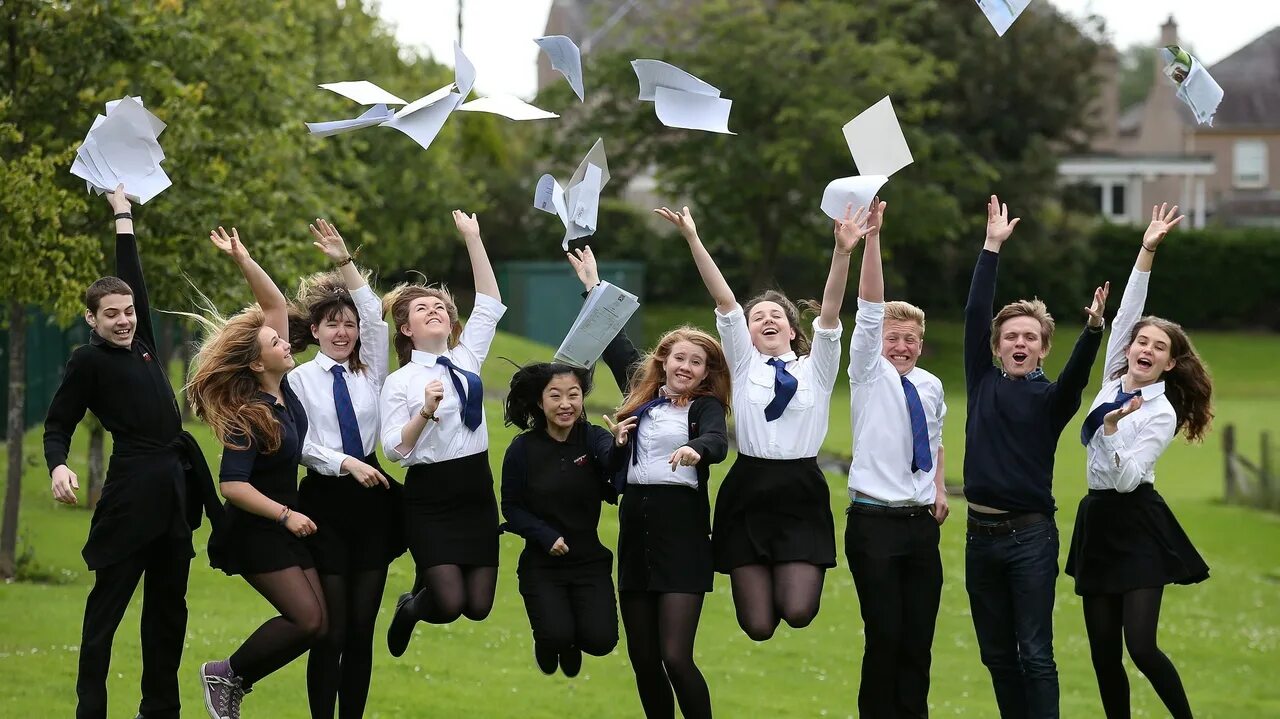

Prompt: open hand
[
  {"left": 985, "top": 195, "right": 1021, "bottom": 245},
  {"left": 452, "top": 210, "right": 480, "bottom": 239},
  {"left": 567, "top": 246, "right": 600, "bottom": 290},
  {"left": 603, "top": 414, "right": 639, "bottom": 447},
  {"left": 834, "top": 202, "right": 871, "bottom": 254},
  {"left": 1103, "top": 396, "right": 1144, "bottom": 432},
  {"left": 309, "top": 218, "right": 351, "bottom": 263},
  {"left": 1142, "top": 203, "right": 1184, "bottom": 250},
  {"left": 209, "top": 226, "right": 250, "bottom": 262},
  {"left": 653, "top": 206, "right": 699, "bottom": 241},
  {"left": 1084, "top": 281, "right": 1110, "bottom": 328}
]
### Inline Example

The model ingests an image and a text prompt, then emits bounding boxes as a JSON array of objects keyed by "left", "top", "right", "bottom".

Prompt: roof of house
[{"left": 1207, "top": 26, "right": 1280, "bottom": 129}]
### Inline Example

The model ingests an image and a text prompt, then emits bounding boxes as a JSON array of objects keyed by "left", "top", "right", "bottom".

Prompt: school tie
[
  {"left": 900, "top": 375, "right": 934, "bottom": 474},
  {"left": 434, "top": 355, "right": 484, "bottom": 431},
  {"left": 629, "top": 395, "right": 671, "bottom": 466},
  {"left": 763, "top": 357, "right": 798, "bottom": 422},
  {"left": 1080, "top": 387, "right": 1141, "bottom": 446},
  {"left": 329, "top": 365, "right": 365, "bottom": 458}
]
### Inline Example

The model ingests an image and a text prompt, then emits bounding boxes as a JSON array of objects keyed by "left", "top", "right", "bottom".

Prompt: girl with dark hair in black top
[{"left": 500, "top": 363, "right": 622, "bottom": 677}]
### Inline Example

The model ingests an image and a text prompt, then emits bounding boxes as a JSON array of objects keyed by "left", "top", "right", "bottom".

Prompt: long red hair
[{"left": 617, "top": 327, "right": 731, "bottom": 418}]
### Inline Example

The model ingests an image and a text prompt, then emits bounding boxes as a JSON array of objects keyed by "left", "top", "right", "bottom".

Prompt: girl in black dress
[
  {"left": 501, "top": 363, "right": 621, "bottom": 677},
  {"left": 569, "top": 247, "right": 730, "bottom": 719},
  {"left": 188, "top": 227, "right": 326, "bottom": 719}
]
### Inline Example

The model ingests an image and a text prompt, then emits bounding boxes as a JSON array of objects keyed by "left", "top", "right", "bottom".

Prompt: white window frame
[{"left": 1233, "top": 140, "right": 1268, "bottom": 189}]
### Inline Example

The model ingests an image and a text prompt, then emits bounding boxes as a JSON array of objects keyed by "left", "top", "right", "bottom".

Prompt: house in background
[{"left": 1061, "top": 18, "right": 1280, "bottom": 228}]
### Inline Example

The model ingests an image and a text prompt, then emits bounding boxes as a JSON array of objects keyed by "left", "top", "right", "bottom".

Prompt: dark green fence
[{"left": 496, "top": 260, "right": 647, "bottom": 348}]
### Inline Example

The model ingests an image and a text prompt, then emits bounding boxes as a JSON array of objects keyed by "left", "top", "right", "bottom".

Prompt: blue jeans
[{"left": 965, "top": 518, "right": 1060, "bottom": 719}]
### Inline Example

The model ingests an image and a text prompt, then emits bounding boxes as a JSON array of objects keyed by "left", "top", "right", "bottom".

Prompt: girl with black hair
[{"left": 500, "top": 363, "right": 622, "bottom": 677}]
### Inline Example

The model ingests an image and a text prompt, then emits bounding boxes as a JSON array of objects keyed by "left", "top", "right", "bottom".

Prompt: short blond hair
[
  {"left": 991, "top": 299, "right": 1055, "bottom": 356},
  {"left": 883, "top": 301, "right": 926, "bottom": 335}
]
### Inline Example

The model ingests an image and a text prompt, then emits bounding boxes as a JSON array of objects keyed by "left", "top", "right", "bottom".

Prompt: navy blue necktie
[
  {"left": 435, "top": 355, "right": 484, "bottom": 431},
  {"left": 900, "top": 375, "right": 934, "bottom": 473},
  {"left": 1080, "top": 387, "right": 1141, "bottom": 445},
  {"left": 629, "top": 395, "right": 671, "bottom": 465},
  {"left": 763, "top": 358, "right": 798, "bottom": 422},
  {"left": 329, "top": 365, "right": 365, "bottom": 458}
]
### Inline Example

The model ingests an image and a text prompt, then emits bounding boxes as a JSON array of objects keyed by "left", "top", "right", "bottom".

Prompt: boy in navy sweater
[{"left": 962, "top": 196, "right": 1107, "bottom": 719}]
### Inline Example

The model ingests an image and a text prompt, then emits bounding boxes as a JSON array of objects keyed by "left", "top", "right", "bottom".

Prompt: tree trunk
[
  {"left": 1, "top": 302, "right": 27, "bottom": 579},
  {"left": 87, "top": 417, "right": 105, "bottom": 509}
]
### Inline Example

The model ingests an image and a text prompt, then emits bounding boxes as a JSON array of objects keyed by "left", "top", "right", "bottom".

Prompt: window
[
  {"left": 1233, "top": 140, "right": 1269, "bottom": 189},
  {"left": 1110, "top": 184, "right": 1127, "bottom": 218}
]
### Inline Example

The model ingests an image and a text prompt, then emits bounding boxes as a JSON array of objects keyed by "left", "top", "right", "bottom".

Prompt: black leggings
[
  {"left": 406, "top": 564, "right": 498, "bottom": 624},
  {"left": 620, "top": 591, "right": 711, "bottom": 719},
  {"left": 1083, "top": 587, "right": 1193, "bottom": 719},
  {"left": 230, "top": 567, "right": 328, "bottom": 688},
  {"left": 728, "top": 562, "right": 825, "bottom": 641},
  {"left": 306, "top": 568, "right": 388, "bottom": 719}
]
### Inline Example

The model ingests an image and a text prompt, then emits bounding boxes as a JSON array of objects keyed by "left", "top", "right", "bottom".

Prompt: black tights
[
  {"left": 620, "top": 591, "right": 711, "bottom": 719},
  {"left": 306, "top": 569, "right": 388, "bottom": 719},
  {"left": 406, "top": 564, "right": 497, "bottom": 624},
  {"left": 729, "top": 562, "right": 825, "bottom": 642},
  {"left": 230, "top": 567, "right": 328, "bottom": 688},
  {"left": 1083, "top": 587, "right": 1193, "bottom": 719}
]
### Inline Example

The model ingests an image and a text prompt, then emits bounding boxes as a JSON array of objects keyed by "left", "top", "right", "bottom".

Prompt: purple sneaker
[{"left": 199, "top": 660, "right": 245, "bottom": 719}]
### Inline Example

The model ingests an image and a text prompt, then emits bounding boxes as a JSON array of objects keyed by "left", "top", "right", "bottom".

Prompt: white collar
[
  {"left": 767, "top": 351, "right": 798, "bottom": 364},
  {"left": 314, "top": 351, "right": 350, "bottom": 373},
  {"left": 410, "top": 349, "right": 442, "bottom": 367},
  {"left": 1122, "top": 378, "right": 1166, "bottom": 401}
]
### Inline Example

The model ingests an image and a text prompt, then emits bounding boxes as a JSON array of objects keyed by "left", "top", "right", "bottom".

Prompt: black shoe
[
  {"left": 559, "top": 647, "right": 582, "bottom": 678},
  {"left": 534, "top": 642, "right": 558, "bottom": 675},
  {"left": 387, "top": 592, "right": 417, "bottom": 658}
]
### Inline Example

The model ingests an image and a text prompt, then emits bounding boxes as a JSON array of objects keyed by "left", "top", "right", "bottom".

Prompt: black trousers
[
  {"left": 845, "top": 507, "right": 943, "bottom": 719},
  {"left": 519, "top": 563, "right": 618, "bottom": 657},
  {"left": 77, "top": 532, "right": 192, "bottom": 719}
]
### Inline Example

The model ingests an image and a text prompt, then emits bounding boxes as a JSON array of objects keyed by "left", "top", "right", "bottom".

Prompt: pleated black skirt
[
  {"left": 209, "top": 506, "right": 315, "bottom": 577},
  {"left": 403, "top": 451, "right": 499, "bottom": 569},
  {"left": 617, "top": 483, "right": 713, "bottom": 593},
  {"left": 299, "top": 453, "right": 406, "bottom": 574},
  {"left": 1066, "top": 483, "right": 1209, "bottom": 596},
  {"left": 712, "top": 455, "right": 836, "bottom": 573}
]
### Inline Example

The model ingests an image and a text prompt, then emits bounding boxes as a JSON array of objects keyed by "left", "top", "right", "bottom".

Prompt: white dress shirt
[
  {"left": 626, "top": 391, "right": 697, "bottom": 489},
  {"left": 290, "top": 285, "right": 389, "bottom": 476},
  {"left": 715, "top": 303, "right": 843, "bottom": 459},
  {"left": 847, "top": 298, "right": 946, "bottom": 504},
  {"left": 1084, "top": 267, "right": 1177, "bottom": 492},
  {"left": 379, "top": 292, "right": 507, "bottom": 466}
]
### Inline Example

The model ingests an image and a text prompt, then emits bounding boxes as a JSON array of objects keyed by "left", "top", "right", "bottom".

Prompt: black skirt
[
  {"left": 209, "top": 505, "right": 314, "bottom": 577},
  {"left": 403, "top": 451, "right": 499, "bottom": 569},
  {"left": 299, "top": 453, "right": 406, "bottom": 574},
  {"left": 712, "top": 455, "right": 836, "bottom": 573},
  {"left": 617, "top": 483, "right": 713, "bottom": 593},
  {"left": 1065, "top": 483, "right": 1209, "bottom": 596}
]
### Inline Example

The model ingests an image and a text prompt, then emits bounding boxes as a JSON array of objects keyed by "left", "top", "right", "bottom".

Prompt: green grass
[{"left": 2, "top": 327, "right": 1279, "bottom": 717}]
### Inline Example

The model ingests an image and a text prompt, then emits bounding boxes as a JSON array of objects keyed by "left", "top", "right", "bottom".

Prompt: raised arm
[
  {"left": 1050, "top": 283, "right": 1108, "bottom": 425},
  {"left": 310, "top": 218, "right": 389, "bottom": 386},
  {"left": 655, "top": 206, "right": 736, "bottom": 313},
  {"left": 818, "top": 202, "right": 872, "bottom": 329},
  {"left": 309, "top": 218, "right": 367, "bottom": 292},
  {"left": 1107, "top": 205, "right": 1183, "bottom": 377},
  {"left": 858, "top": 200, "right": 887, "bottom": 304},
  {"left": 850, "top": 201, "right": 888, "bottom": 383},
  {"left": 568, "top": 246, "right": 643, "bottom": 391},
  {"left": 106, "top": 184, "right": 158, "bottom": 351},
  {"left": 208, "top": 226, "right": 288, "bottom": 340},
  {"left": 964, "top": 196, "right": 1019, "bottom": 389},
  {"left": 454, "top": 210, "right": 499, "bottom": 300}
]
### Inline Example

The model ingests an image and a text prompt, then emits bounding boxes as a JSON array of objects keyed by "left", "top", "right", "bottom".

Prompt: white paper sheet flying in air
[
  {"left": 533, "top": 138, "right": 611, "bottom": 250},
  {"left": 975, "top": 0, "right": 1032, "bottom": 37},
  {"left": 631, "top": 59, "right": 734, "bottom": 134},
  {"left": 69, "top": 96, "right": 171, "bottom": 204},
  {"left": 554, "top": 281, "right": 641, "bottom": 369},
  {"left": 534, "top": 35, "right": 585, "bottom": 102},
  {"left": 457, "top": 95, "right": 559, "bottom": 121},
  {"left": 306, "top": 104, "right": 396, "bottom": 138},
  {"left": 820, "top": 96, "right": 913, "bottom": 220},
  {"left": 381, "top": 90, "right": 461, "bottom": 150},
  {"left": 1160, "top": 46, "right": 1224, "bottom": 126},
  {"left": 318, "top": 81, "right": 408, "bottom": 106}
]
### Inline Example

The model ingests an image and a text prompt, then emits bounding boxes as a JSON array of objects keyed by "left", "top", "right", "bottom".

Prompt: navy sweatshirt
[{"left": 962, "top": 249, "right": 1102, "bottom": 514}]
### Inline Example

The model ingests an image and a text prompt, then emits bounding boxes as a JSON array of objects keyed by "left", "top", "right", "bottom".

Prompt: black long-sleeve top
[
  {"left": 962, "top": 249, "right": 1103, "bottom": 514},
  {"left": 501, "top": 422, "right": 620, "bottom": 567},
  {"left": 42, "top": 233, "right": 221, "bottom": 570}
]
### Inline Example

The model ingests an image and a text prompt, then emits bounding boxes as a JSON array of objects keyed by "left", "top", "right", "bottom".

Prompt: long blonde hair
[
  {"left": 383, "top": 283, "right": 461, "bottom": 367},
  {"left": 185, "top": 305, "right": 283, "bottom": 452},
  {"left": 617, "top": 327, "right": 731, "bottom": 418}
]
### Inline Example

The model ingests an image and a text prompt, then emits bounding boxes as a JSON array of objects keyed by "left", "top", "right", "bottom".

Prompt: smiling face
[
  {"left": 747, "top": 300, "right": 796, "bottom": 357},
  {"left": 663, "top": 340, "right": 709, "bottom": 395},
  {"left": 540, "top": 372, "right": 584, "bottom": 433},
  {"left": 253, "top": 325, "right": 295, "bottom": 376},
  {"left": 401, "top": 294, "right": 455, "bottom": 348},
  {"left": 87, "top": 293, "right": 136, "bottom": 348},
  {"left": 882, "top": 319, "right": 923, "bottom": 375},
  {"left": 1125, "top": 324, "right": 1176, "bottom": 385},
  {"left": 996, "top": 316, "right": 1048, "bottom": 378},
  {"left": 313, "top": 305, "right": 359, "bottom": 364}
]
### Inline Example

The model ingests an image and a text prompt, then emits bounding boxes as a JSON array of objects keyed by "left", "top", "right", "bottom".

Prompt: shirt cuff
[
  {"left": 1098, "top": 428, "right": 1126, "bottom": 451},
  {"left": 474, "top": 292, "right": 508, "bottom": 316},
  {"left": 811, "top": 315, "right": 842, "bottom": 339},
  {"left": 714, "top": 303, "right": 744, "bottom": 324}
]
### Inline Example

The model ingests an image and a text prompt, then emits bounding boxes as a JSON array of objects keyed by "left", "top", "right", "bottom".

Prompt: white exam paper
[
  {"left": 975, "top": 0, "right": 1032, "bottom": 37},
  {"left": 535, "top": 35, "right": 585, "bottom": 102},
  {"left": 457, "top": 95, "right": 559, "bottom": 121},
  {"left": 306, "top": 104, "right": 395, "bottom": 137},
  {"left": 654, "top": 85, "right": 735, "bottom": 134},
  {"left": 842, "top": 96, "right": 913, "bottom": 177},
  {"left": 318, "top": 81, "right": 408, "bottom": 106},
  {"left": 554, "top": 281, "right": 641, "bottom": 369},
  {"left": 821, "top": 175, "right": 888, "bottom": 221}
]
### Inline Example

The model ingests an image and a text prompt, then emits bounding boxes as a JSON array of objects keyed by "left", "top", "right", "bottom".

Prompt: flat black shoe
[
  {"left": 559, "top": 647, "right": 582, "bottom": 678},
  {"left": 387, "top": 592, "right": 417, "bottom": 658},
  {"left": 534, "top": 642, "right": 558, "bottom": 675}
]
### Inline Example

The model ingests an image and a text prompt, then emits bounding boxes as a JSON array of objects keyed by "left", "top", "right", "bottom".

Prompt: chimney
[{"left": 1160, "top": 15, "right": 1179, "bottom": 46}]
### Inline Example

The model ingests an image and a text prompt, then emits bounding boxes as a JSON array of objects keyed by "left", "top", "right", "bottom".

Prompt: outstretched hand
[
  {"left": 567, "top": 246, "right": 600, "bottom": 290},
  {"left": 309, "top": 218, "right": 350, "bottom": 262},
  {"left": 603, "top": 414, "right": 639, "bottom": 447},
  {"left": 1103, "top": 395, "right": 1144, "bottom": 431},
  {"left": 1083, "top": 281, "right": 1110, "bottom": 328},
  {"left": 653, "top": 206, "right": 699, "bottom": 241},
  {"left": 452, "top": 210, "right": 480, "bottom": 240},
  {"left": 985, "top": 194, "right": 1020, "bottom": 245},
  {"left": 208, "top": 226, "right": 250, "bottom": 263},
  {"left": 833, "top": 202, "right": 872, "bottom": 254},
  {"left": 1142, "top": 203, "right": 1184, "bottom": 250}
]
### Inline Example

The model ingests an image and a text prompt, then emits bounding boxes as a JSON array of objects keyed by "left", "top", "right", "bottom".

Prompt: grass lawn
[{"left": 2, "top": 323, "right": 1278, "bottom": 718}]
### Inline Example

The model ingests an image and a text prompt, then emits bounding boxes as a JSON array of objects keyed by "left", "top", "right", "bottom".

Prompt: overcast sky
[{"left": 376, "top": 0, "right": 1280, "bottom": 98}]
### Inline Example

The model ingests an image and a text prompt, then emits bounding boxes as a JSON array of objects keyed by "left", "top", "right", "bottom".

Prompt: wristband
[
  {"left": 1141, "top": 242, "right": 1158, "bottom": 253},
  {"left": 334, "top": 255, "right": 354, "bottom": 267},
  {"left": 277, "top": 506, "right": 291, "bottom": 525},
  {"left": 114, "top": 212, "right": 133, "bottom": 220},
  {"left": 419, "top": 408, "right": 437, "bottom": 422}
]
